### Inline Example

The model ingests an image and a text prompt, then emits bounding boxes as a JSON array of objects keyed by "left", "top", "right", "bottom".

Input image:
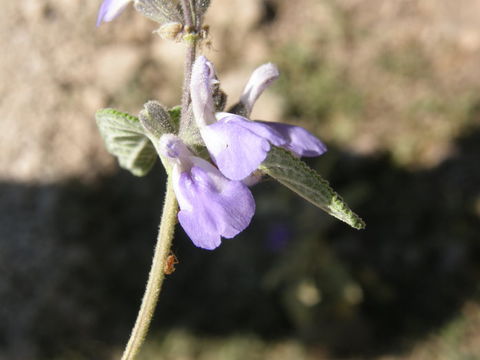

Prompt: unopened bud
[
  {"left": 139, "top": 101, "right": 175, "bottom": 139},
  {"left": 155, "top": 22, "right": 184, "bottom": 41}
]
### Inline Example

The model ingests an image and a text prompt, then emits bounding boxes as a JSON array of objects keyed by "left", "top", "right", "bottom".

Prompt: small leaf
[
  {"left": 96, "top": 109, "right": 157, "bottom": 177},
  {"left": 260, "top": 147, "right": 365, "bottom": 229},
  {"left": 134, "top": 0, "right": 183, "bottom": 25},
  {"left": 168, "top": 105, "right": 181, "bottom": 131},
  {"left": 196, "top": 0, "right": 211, "bottom": 18}
]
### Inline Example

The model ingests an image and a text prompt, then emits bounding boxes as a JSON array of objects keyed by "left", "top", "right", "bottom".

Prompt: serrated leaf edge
[{"left": 260, "top": 147, "right": 366, "bottom": 230}]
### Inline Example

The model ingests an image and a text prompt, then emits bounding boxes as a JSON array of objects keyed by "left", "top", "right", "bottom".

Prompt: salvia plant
[{"left": 94, "top": 0, "right": 365, "bottom": 358}]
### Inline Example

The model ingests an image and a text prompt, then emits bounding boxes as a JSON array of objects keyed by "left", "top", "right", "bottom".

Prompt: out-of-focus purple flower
[
  {"left": 159, "top": 134, "right": 255, "bottom": 250},
  {"left": 96, "top": 0, "right": 132, "bottom": 26},
  {"left": 190, "top": 56, "right": 327, "bottom": 181},
  {"left": 266, "top": 223, "right": 292, "bottom": 252}
]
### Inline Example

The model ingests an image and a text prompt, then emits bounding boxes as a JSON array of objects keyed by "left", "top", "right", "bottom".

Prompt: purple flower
[
  {"left": 96, "top": 0, "right": 132, "bottom": 26},
  {"left": 159, "top": 134, "right": 255, "bottom": 250},
  {"left": 190, "top": 56, "right": 327, "bottom": 181},
  {"left": 266, "top": 223, "right": 292, "bottom": 252},
  {"left": 239, "top": 62, "right": 280, "bottom": 116}
]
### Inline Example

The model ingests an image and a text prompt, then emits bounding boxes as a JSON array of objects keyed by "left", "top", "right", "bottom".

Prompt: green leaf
[
  {"left": 96, "top": 108, "right": 157, "bottom": 177},
  {"left": 168, "top": 105, "right": 181, "bottom": 132},
  {"left": 196, "top": 0, "right": 211, "bottom": 18},
  {"left": 260, "top": 147, "right": 365, "bottom": 229},
  {"left": 134, "top": 0, "right": 183, "bottom": 25}
]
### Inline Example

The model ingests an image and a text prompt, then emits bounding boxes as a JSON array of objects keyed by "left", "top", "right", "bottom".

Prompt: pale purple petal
[
  {"left": 240, "top": 63, "right": 279, "bottom": 115},
  {"left": 175, "top": 166, "right": 255, "bottom": 250},
  {"left": 201, "top": 114, "right": 290, "bottom": 180},
  {"left": 178, "top": 209, "right": 221, "bottom": 250},
  {"left": 257, "top": 121, "right": 327, "bottom": 157},
  {"left": 215, "top": 113, "right": 286, "bottom": 147},
  {"left": 191, "top": 56, "right": 218, "bottom": 126},
  {"left": 201, "top": 122, "right": 270, "bottom": 181},
  {"left": 96, "top": 0, "right": 132, "bottom": 26}
]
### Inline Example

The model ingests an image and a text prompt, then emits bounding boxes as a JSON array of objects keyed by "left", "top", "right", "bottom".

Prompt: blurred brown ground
[{"left": 1, "top": 1, "right": 480, "bottom": 359}]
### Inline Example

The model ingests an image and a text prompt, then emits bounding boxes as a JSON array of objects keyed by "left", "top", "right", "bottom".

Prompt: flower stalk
[
  {"left": 120, "top": 179, "right": 178, "bottom": 360},
  {"left": 180, "top": 0, "right": 194, "bottom": 28},
  {"left": 180, "top": 41, "right": 197, "bottom": 128},
  {"left": 120, "top": 2, "right": 199, "bottom": 354},
  {"left": 180, "top": 0, "right": 197, "bottom": 128}
]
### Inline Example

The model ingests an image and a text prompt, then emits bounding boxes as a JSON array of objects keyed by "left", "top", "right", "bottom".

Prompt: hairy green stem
[
  {"left": 179, "top": 40, "right": 196, "bottom": 128},
  {"left": 179, "top": 0, "right": 197, "bottom": 129},
  {"left": 181, "top": 0, "right": 194, "bottom": 28},
  {"left": 120, "top": 179, "right": 178, "bottom": 360},
  {"left": 120, "top": 4, "right": 198, "bottom": 356}
]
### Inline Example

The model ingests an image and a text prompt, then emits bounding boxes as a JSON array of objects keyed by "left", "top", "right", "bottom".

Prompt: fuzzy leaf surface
[
  {"left": 195, "top": 0, "right": 211, "bottom": 19},
  {"left": 134, "top": 0, "right": 183, "bottom": 24},
  {"left": 260, "top": 146, "right": 365, "bottom": 229},
  {"left": 96, "top": 108, "right": 157, "bottom": 177}
]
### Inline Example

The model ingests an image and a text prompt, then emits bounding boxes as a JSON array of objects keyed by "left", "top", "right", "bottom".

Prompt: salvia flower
[
  {"left": 96, "top": 0, "right": 133, "bottom": 26},
  {"left": 190, "top": 56, "right": 327, "bottom": 181},
  {"left": 159, "top": 134, "right": 255, "bottom": 250}
]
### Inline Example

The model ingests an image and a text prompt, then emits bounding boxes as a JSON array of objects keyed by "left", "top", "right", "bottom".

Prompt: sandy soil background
[{"left": 1, "top": 0, "right": 480, "bottom": 359}]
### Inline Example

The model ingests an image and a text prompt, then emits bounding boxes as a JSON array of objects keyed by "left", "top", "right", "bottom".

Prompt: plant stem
[
  {"left": 120, "top": 179, "right": 178, "bottom": 360},
  {"left": 181, "top": 0, "right": 194, "bottom": 28},
  {"left": 179, "top": 0, "right": 197, "bottom": 127},
  {"left": 121, "top": 3, "right": 198, "bottom": 357},
  {"left": 180, "top": 42, "right": 196, "bottom": 125}
]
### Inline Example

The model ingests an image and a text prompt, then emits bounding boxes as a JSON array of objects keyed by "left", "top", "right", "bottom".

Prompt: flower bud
[
  {"left": 155, "top": 22, "right": 184, "bottom": 41},
  {"left": 139, "top": 101, "right": 175, "bottom": 139}
]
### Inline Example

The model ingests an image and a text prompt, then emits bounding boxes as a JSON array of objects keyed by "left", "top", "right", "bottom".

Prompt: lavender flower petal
[
  {"left": 240, "top": 63, "right": 279, "bottom": 115},
  {"left": 175, "top": 165, "right": 255, "bottom": 250},
  {"left": 257, "top": 121, "right": 327, "bottom": 157},
  {"left": 191, "top": 56, "right": 218, "bottom": 126},
  {"left": 201, "top": 122, "right": 270, "bottom": 181},
  {"left": 201, "top": 114, "right": 287, "bottom": 180},
  {"left": 96, "top": 0, "right": 132, "bottom": 26},
  {"left": 215, "top": 113, "right": 286, "bottom": 147}
]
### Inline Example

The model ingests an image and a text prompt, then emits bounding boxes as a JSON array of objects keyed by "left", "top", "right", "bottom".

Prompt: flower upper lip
[{"left": 239, "top": 62, "right": 280, "bottom": 117}]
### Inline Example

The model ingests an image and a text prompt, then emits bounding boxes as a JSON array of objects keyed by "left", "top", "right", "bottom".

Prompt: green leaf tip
[
  {"left": 95, "top": 108, "right": 157, "bottom": 177},
  {"left": 260, "top": 147, "right": 366, "bottom": 230}
]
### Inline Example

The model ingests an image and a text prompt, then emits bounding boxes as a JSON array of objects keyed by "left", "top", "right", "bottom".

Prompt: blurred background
[{"left": 1, "top": 0, "right": 480, "bottom": 359}]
